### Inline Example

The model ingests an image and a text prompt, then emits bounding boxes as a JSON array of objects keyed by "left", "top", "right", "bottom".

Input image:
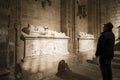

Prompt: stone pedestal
[
  {"left": 78, "top": 38, "right": 96, "bottom": 60},
  {"left": 24, "top": 36, "right": 69, "bottom": 57},
  {"left": 21, "top": 25, "right": 70, "bottom": 57},
  {"left": 21, "top": 25, "right": 70, "bottom": 77}
]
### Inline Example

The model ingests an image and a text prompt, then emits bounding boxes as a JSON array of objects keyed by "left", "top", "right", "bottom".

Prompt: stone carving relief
[
  {"left": 22, "top": 24, "right": 68, "bottom": 38},
  {"left": 21, "top": 24, "right": 69, "bottom": 57},
  {"left": 76, "top": 0, "right": 87, "bottom": 19},
  {"left": 79, "top": 32, "right": 95, "bottom": 39}
]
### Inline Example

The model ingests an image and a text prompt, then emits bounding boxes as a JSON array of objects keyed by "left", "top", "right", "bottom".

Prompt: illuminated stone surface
[
  {"left": 22, "top": 25, "right": 69, "bottom": 57},
  {"left": 79, "top": 39, "right": 95, "bottom": 52},
  {"left": 78, "top": 32, "right": 96, "bottom": 59},
  {"left": 25, "top": 38, "right": 69, "bottom": 56}
]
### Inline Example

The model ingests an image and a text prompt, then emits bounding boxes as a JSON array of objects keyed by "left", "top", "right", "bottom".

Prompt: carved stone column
[
  {"left": 88, "top": 0, "right": 101, "bottom": 39},
  {"left": 60, "top": 0, "right": 75, "bottom": 53}
]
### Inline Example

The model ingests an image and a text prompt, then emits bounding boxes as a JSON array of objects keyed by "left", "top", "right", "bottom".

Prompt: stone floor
[
  {"left": 41, "top": 56, "right": 120, "bottom": 80},
  {"left": 1, "top": 54, "right": 120, "bottom": 80},
  {"left": 2, "top": 65, "right": 120, "bottom": 80}
]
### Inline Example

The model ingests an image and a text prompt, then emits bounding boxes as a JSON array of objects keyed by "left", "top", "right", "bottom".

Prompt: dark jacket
[{"left": 95, "top": 31, "right": 115, "bottom": 59}]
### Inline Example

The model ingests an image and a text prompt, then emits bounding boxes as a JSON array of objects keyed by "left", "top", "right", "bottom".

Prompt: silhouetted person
[
  {"left": 95, "top": 22, "right": 115, "bottom": 80},
  {"left": 56, "top": 60, "right": 70, "bottom": 75}
]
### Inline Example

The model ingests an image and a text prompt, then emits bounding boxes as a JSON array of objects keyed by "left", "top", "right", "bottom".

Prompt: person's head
[{"left": 103, "top": 22, "right": 113, "bottom": 32}]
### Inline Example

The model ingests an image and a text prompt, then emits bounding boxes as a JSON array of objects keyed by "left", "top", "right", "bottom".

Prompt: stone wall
[
  {"left": 100, "top": 0, "right": 120, "bottom": 39},
  {"left": 21, "top": 0, "right": 60, "bottom": 31},
  {"left": 0, "top": 0, "right": 17, "bottom": 79},
  {"left": 88, "top": 0, "right": 101, "bottom": 39},
  {"left": 0, "top": 0, "right": 16, "bottom": 68},
  {"left": 16, "top": 0, "right": 61, "bottom": 62},
  {"left": 75, "top": 0, "right": 88, "bottom": 33},
  {"left": 0, "top": 0, "right": 9, "bottom": 68},
  {"left": 0, "top": 0, "right": 61, "bottom": 79}
]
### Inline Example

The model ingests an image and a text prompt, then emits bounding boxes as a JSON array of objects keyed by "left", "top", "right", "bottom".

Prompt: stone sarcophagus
[
  {"left": 78, "top": 32, "right": 95, "bottom": 52},
  {"left": 22, "top": 24, "right": 69, "bottom": 57},
  {"left": 78, "top": 32, "right": 95, "bottom": 59}
]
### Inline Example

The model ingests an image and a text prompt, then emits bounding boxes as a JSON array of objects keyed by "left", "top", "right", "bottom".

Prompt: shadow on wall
[{"left": 114, "top": 41, "right": 120, "bottom": 51}]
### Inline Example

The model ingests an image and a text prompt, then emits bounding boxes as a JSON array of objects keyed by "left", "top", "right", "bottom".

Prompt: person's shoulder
[
  {"left": 101, "top": 32, "right": 107, "bottom": 36},
  {"left": 101, "top": 31, "right": 110, "bottom": 34},
  {"left": 103, "top": 32, "right": 115, "bottom": 38}
]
